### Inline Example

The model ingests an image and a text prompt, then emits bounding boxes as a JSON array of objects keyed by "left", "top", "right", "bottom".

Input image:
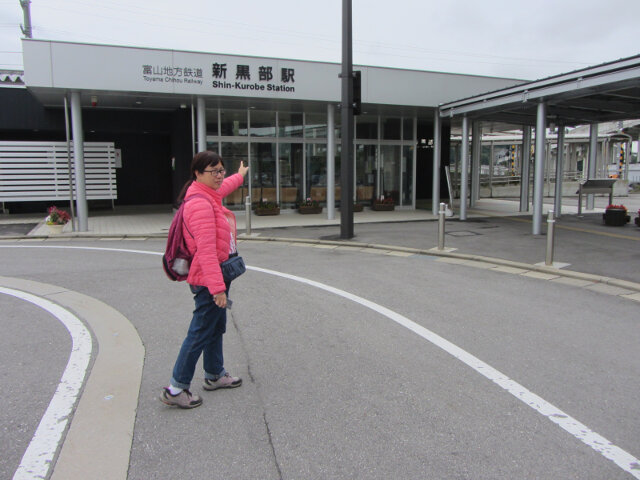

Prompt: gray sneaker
[
  {"left": 160, "top": 388, "right": 202, "bottom": 408},
  {"left": 203, "top": 373, "right": 242, "bottom": 391}
]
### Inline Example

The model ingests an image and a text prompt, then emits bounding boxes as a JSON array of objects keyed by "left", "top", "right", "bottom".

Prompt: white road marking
[
  {"left": 1, "top": 244, "right": 639, "bottom": 478},
  {"left": 0, "top": 287, "right": 92, "bottom": 480},
  {"left": 248, "top": 265, "right": 640, "bottom": 479}
]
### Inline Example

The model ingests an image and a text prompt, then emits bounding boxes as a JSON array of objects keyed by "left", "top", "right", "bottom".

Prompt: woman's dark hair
[{"left": 177, "top": 151, "right": 225, "bottom": 203}]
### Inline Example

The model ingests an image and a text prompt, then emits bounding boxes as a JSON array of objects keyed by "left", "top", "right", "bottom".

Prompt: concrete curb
[
  {"left": 238, "top": 234, "right": 640, "bottom": 294},
  {"left": 0, "top": 276, "right": 144, "bottom": 480}
]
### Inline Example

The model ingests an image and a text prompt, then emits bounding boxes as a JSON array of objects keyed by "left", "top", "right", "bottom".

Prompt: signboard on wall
[{"left": 23, "top": 40, "right": 341, "bottom": 102}]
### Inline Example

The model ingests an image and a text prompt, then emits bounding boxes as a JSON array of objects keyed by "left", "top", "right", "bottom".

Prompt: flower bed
[
  {"left": 371, "top": 196, "right": 395, "bottom": 211},
  {"left": 297, "top": 198, "right": 322, "bottom": 214},
  {"left": 254, "top": 200, "right": 279, "bottom": 216}
]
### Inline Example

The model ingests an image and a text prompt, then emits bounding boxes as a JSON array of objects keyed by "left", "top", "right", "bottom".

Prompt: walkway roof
[{"left": 439, "top": 55, "right": 640, "bottom": 127}]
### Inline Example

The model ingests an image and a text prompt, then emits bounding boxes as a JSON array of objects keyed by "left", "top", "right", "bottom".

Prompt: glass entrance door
[
  {"left": 250, "top": 143, "right": 276, "bottom": 205},
  {"left": 356, "top": 144, "right": 376, "bottom": 204}
]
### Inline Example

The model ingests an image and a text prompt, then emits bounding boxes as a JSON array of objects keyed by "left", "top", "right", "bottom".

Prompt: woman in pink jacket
[{"left": 161, "top": 151, "right": 249, "bottom": 409}]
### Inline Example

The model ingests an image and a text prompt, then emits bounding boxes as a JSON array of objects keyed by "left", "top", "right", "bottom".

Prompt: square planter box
[
  {"left": 298, "top": 206, "right": 322, "bottom": 214},
  {"left": 353, "top": 204, "right": 364, "bottom": 212},
  {"left": 254, "top": 207, "right": 280, "bottom": 216},
  {"left": 371, "top": 203, "right": 395, "bottom": 211},
  {"left": 602, "top": 209, "right": 630, "bottom": 226}
]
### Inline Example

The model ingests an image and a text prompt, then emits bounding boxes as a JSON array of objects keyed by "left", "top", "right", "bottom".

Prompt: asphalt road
[{"left": 1, "top": 238, "right": 639, "bottom": 479}]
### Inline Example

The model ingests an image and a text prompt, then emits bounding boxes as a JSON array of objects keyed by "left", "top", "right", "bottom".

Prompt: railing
[{"left": 0, "top": 141, "right": 117, "bottom": 202}]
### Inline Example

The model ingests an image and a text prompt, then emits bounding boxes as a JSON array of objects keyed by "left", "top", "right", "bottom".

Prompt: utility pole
[
  {"left": 20, "top": 0, "right": 32, "bottom": 38},
  {"left": 340, "top": 0, "right": 355, "bottom": 239}
]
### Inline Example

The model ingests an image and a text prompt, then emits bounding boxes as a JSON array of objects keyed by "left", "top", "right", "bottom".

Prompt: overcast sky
[{"left": 1, "top": 0, "right": 639, "bottom": 80}]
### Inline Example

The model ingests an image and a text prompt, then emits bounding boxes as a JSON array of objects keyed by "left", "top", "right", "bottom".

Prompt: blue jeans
[{"left": 171, "top": 284, "right": 228, "bottom": 390}]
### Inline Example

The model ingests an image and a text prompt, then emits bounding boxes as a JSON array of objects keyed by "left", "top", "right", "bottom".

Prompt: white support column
[
  {"left": 327, "top": 104, "right": 336, "bottom": 220},
  {"left": 470, "top": 121, "right": 480, "bottom": 207},
  {"left": 460, "top": 116, "right": 469, "bottom": 221},
  {"left": 532, "top": 102, "right": 546, "bottom": 235},
  {"left": 489, "top": 142, "right": 494, "bottom": 198},
  {"left": 196, "top": 97, "right": 206, "bottom": 152},
  {"left": 554, "top": 126, "right": 565, "bottom": 217},
  {"left": 412, "top": 114, "right": 417, "bottom": 209},
  {"left": 432, "top": 109, "right": 442, "bottom": 216},
  {"left": 70, "top": 91, "right": 88, "bottom": 232},
  {"left": 587, "top": 123, "right": 598, "bottom": 210},
  {"left": 520, "top": 126, "right": 531, "bottom": 212}
]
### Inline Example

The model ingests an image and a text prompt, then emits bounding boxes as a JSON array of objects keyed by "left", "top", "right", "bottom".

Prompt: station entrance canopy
[{"left": 439, "top": 54, "right": 640, "bottom": 126}]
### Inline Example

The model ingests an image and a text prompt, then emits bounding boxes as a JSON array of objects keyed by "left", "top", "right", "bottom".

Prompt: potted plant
[
  {"left": 371, "top": 195, "right": 395, "bottom": 211},
  {"left": 353, "top": 203, "right": 364, "bottom": 212},
  {"left": 45, "top": 205, "right": 71, "bottom": 234},
  {"left": 602, "top": 204, "right": 630, "bottom": 226},
  {"left": 297, "top": 197, "right": 322, "bottom": 214},
  {"left": 254, "top": 199, "right": 280, "bottom": 216}
]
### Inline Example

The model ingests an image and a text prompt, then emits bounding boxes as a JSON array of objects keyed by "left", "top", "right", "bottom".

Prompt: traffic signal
[{"left": 353, "top": 70, "right": 361, "bottom": 115}]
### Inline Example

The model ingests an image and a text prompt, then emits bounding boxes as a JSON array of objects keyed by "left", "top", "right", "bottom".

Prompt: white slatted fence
[{"left": 0, "top": 141, "right": 117, "bottom": 202}]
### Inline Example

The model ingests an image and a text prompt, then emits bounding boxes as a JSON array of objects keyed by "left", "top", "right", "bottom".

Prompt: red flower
[{"left": 45, "top": 206, "right": 71, "bottom": 225}]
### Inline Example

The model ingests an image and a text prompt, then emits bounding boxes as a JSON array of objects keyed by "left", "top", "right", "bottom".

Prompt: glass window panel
[
  {"left": 356, "top": 115, "right": 378, "bottom": 139},
  {"left": 381, "top": 145, "right": 400, "bottom": 203},
  {"left": 220, "top": 109, "right": 248, "bottom": 136},
  {"left": 306, "top": 143, "right": 327, "bottom": 204},
  {"left": 279, "top": 143, "right": 303, "bottom": 207},
  {"left": 205, "top": 139, "right": 219, "bottom": 153},
  {"left": 206, "top": 109, "right": 219, "bottom": 136},
  {"left": 481, "top": 145, "right": 491, "bottom": 186},
  {"left": 356, "top": 144, "right": 376, "bottom": 204},
  {"left": 250, "top": 142, "right": 276, "bottom": 205},
  {"left": 221, "top": 142, "right": 248, "bottom": 208},
  {"left": 382, "top": 117, "right": 401, "bottom": 140},
  {"left": 279, "top": 112, "right": 304, "bottom": 137},
  {"left": 334, "top": 144, "right": 341, "bottom": 186},
  {"left": 403, "top": 117, "right": 414, "bottom": 141},
  {"left": 304, "top": 113, "right": 327, "bottom": 138},
  {"left": 402, "top": 146, "right": 413, "bottom": 205},
  {"left": 250, "top": 110, "right": 276, "bottom": 137}
]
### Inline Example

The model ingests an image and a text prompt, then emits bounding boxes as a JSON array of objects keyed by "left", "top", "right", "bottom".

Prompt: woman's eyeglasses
[{"left": 203, "top": 168, "right": 226, "bottom": 177}]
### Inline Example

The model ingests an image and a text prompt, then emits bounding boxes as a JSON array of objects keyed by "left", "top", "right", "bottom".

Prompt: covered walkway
[{"left": 436, "top": 54, "right": 640, "bottom": 234}]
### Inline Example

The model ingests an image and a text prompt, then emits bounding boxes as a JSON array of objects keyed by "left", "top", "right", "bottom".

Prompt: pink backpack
[{"left": 162, "top": 194, "right": 205, "bottom": 281}]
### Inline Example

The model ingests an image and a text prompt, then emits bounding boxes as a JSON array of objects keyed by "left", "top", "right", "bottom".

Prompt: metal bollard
[
  {"left": 245, "top": 196, "right": 252, "bottom": 236},
  {"left": 437, "top": 202, "right": 446, "bottom": 250},
  {"left": 545, "top": 209, "right": 555, "bottom": 266}
]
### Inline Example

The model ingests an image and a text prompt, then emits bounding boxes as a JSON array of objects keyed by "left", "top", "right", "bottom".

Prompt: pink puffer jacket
[{"left": 182, "top": 174, "right": 244, "bottom": 295}]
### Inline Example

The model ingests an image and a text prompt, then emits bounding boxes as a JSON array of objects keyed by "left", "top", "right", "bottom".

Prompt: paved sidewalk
[{"left": 1, "top": 195, "right": 639, "bottom": 286}]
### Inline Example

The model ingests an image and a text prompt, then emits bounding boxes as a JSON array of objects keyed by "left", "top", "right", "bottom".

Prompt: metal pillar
[
  {"left": 327, "top": 104, "right": 336, "bottom": 220},
  {"left": 339, "top": 0, "right": 354, "bottom": 239},
  {"left": 437, "top": 202, "right": 446, "bottom": 250},
  {"left": 489, "top": 142, "right": 494, "bottom": 198},
  {"left": 459, "top": 116, "right": 469, "bottom": 221},
  {"left": 545, "top": 209, "right": 555, "bottom": 266},
  {"left": 554, "top": 126, "right": 565, "bottom": 217},
  {"left": 63, "top": 95, "right": 77, "bottom": 231},
  {"left": 245, "top": 196, "right": 252, "bottom": 235},
  {"left": 520, "top": 126, "right": 531, "bottom": 211},
  {"left": 470, "top": 121, "right": 480, "bottom": 207},
  {"left": 70, "top": 91, "right": 88, "bottom": 232},
  {"left": 532, "top": 102, "right": 546, "bottom": 235},
  {"left": 196, "top": 97, "right": 206, "bottom": 152},
  {"left": 20, "top": 0, "right": 32, "bottom": 37},
  {"left": 587, "top": 123, "right": 598, "bottom": 210},
  {"left": 432, "top": 109, "right": 442, "bottom": 216}
]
